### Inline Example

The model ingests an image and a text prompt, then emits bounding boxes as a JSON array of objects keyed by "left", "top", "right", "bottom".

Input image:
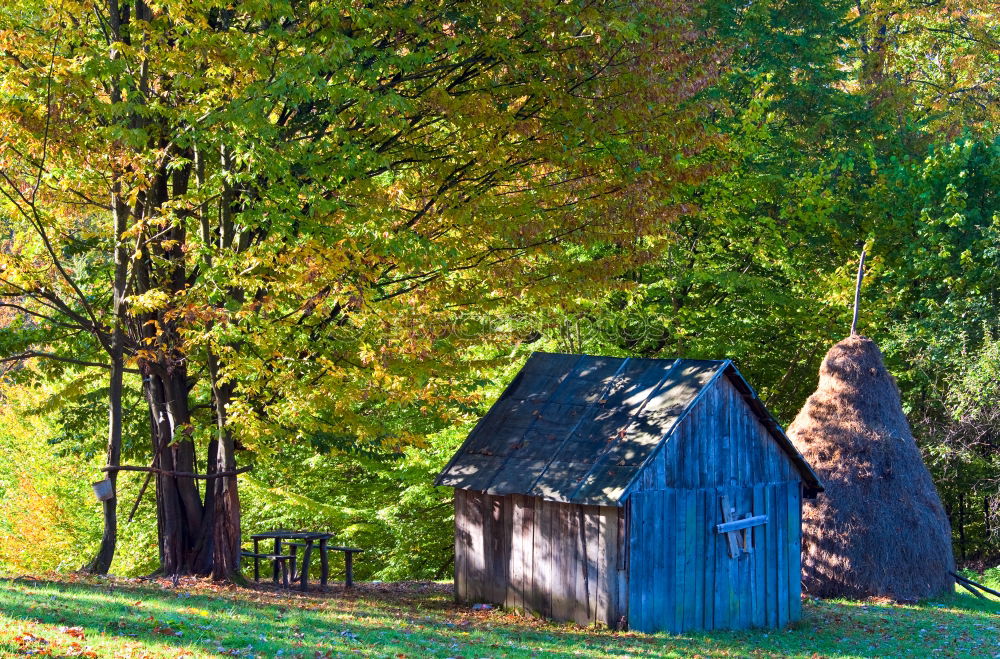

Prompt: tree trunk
[
  {"left": 87, "top": 356, "right": 121, "bottom": 573},
  {"left": 144, "top": 367, "right": 214, "bottom": 575},
  {"left": 209, "top": 352, "right": 242, "bottom": 581},
  {"left": 87, "top": 172, "right": 129, "bottom": 574}
]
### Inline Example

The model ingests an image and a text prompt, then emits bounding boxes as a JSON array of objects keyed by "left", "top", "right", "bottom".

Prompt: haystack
[{"left": 787, "top": 335, "right": 954, "bottom": 600}]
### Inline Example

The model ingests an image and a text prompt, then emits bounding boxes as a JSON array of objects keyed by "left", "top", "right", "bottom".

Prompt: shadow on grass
[{"left": 0, "top": 578, "right": 996, "bottom": 658}]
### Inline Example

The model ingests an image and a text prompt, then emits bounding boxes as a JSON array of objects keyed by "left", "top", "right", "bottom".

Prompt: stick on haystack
[{"left": 787, "top": 335, "right": 955, "bottom": 600}]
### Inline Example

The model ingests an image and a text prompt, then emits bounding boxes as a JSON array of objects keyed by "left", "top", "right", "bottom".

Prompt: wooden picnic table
[{"left": 246, "top": 530, "right": 363, "bottom": 591}]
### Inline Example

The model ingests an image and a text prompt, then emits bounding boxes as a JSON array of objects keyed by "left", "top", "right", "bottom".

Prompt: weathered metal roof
[{"left": 435, "top": 353, "right": 822, "bottom": 505}]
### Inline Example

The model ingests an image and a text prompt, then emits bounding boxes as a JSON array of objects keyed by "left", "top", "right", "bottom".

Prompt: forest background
[{"left": 0, "top": 0, "right": 997, "bottom": 580}]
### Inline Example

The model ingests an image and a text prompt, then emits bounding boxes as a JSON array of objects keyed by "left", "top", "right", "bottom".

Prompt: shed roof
[{"left": 436, "top": 353, "right": 822, "bottom": 505}]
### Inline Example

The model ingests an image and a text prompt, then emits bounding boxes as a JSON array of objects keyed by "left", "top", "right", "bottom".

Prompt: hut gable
[{"left": 436, "top": 353, "right": 821, "bottom": 503}]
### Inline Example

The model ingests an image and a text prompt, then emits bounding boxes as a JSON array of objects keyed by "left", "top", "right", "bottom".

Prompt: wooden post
[
  {"left": 345, "top": 550, "right": 354, "bottom": 588},
  {"left": 273, "top": 538, "right": 282, "bottom": 584},
  {"left": 253, "top": 538, "right": 260, "bottom": 582},
  {"left": 300, "top": 540, "right": 313, "bottom": 592},
  {"left": 851, "top": 246, "right": 867, "bottom": 336},
  {"left": 319, "top": 538, "right": 329, "bottom": 587}
]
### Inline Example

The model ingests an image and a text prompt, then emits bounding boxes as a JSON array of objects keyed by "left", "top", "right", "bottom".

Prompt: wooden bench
[
  {"left": 286, "top": 541, "right": 364, "bottom": 588},
  {"left": 247, "top": 531, "right": 364, "bottom": 591},
  {"left": 241, "top": 550, "right": 293, "bottom": 586}
]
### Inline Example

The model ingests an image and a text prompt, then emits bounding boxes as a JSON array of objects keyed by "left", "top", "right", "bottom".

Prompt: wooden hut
[{"left": 435, "top": 353, "right": 823, "bottom": 632}]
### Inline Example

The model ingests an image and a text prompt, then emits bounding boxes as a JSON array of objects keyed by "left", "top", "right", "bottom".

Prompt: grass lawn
[{"left": 0, "top": 576, "right": 996, "bottom": 658}]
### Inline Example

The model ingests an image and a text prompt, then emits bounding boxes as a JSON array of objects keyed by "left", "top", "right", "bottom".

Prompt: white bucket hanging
[{"left": 91, "top": 479, "right": 114, "bottom": 502}]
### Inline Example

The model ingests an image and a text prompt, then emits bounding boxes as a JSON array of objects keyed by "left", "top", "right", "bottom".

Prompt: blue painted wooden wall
[
  {"left": 624, "top": 374, "right": 805, "bottom": 632},
  {"left": 627, "top": 482, "right": 801, "bottom": 633}
]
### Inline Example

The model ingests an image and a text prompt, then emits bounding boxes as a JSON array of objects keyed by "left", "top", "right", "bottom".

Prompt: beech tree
[{"left": 0, "top": 0, "right": 721, "bottom": 577}]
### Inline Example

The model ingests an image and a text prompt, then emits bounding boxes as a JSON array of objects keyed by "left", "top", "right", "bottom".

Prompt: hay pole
[
  {"left": 850, "top": 246, "right": 867, "bottom": 336},
  {"left": 954, "top": 577, "right": 987, "bottom": 599},
  {"left": 950, "top": 570, "right": 1000, "bottom": 598}
]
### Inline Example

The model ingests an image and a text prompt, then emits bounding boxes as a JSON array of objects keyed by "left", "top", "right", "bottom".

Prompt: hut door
[{"left": 626, "top": 483, "right": 801, "bottom": 634}]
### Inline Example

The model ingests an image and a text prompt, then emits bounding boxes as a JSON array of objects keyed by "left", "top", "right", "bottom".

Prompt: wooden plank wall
[
  {"left": 633, "top": 376, "right": 801, "bottom": 494},
  {"left": 627, "top": 482, "right": 802, "bottom": 633},
  {"left": 454, "top": 490, "right": 624, "bottom": 627}
]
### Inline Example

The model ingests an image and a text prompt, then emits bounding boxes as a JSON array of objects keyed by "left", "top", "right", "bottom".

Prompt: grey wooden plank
[
  {"left": 584, "top": 506, "right": 600, "bottom": 624},
  {"left": 521, "top": 495, "right": 532, "bottom": 612},
  {"left": 742, "top": 410, "right": 752, "bottom": 486},
  {"left": 567, "top": 503, "right": 582, "bottom": 624},
  {"left": 465, "top": 489, "right": 477, "bottom": 602},
  {"left": 663, "top": 490, "right": 674, "bottom": 633},
  {"left": 564, "top": 503, "right": 578, "bottom": 623},
  {"left": 646, "top": 492, "right": 659, "bottom": 632},
  {"left": 660, "top": 490, "right": 672, "bottom": 633},
  {"left": 502, "top": 496, "right": 512, "bottom": 604},
  {"left": 629, "top": 495, "right": 646, "bottom": 632},
  {"left": 572, "top": 505, "right": 589, "bottom": 625},
  {"left": 713, "top": 489, "right": 729, "bottom": 630},
  {"left": 775, "top": 484, "right": 789, "bottom": 627},
  {"left": 727, "top": 387, "right": 737, "bottom": 487},
  {"left": 615, "top": 505, "right": 626, "bottom": 628},
  {"left": 709, "top": 385, "right": 720, "bottom": 484},
  {"left": 515, "top": 495, "right": 526, "bottom": 610},
  {"left": 506, "top": 495, "right": 519, "bottom": 609},
  {"left": 754, "top": 416, "right": 768, "bottom": 483},
  {"left": 738, "top": 404, "right": 747, "bottom": 485},
  {"left": 725, "top": 391, "right": 735, "bottom": 486},
  {"left": 465, "top": 490, "right": 483, "bottom": 602},
  {"left": 656, "top": 444, "right": 668, "bottom": 489},
  {"left": 481, "top": 494, "right": 493, "bottom": 603},
  {"left": 752, "top": 485, "right": 766, "bottom": 628},
  {"left": 597, "top": 507, "right": 610, "bottom": 625},
  {"left": 669, "top": 489, "right": 681, "bottom": 633},
  {"left": 484, "top": 493, "right": 496, "bottom": 602},
  {"left": 522, "top": 496, "right": 533, "bottom": 613},
  {"left": 690, "top": 393, "right": 703, "bottom": 487},
  {"left": 765, "top": 484, "right": 777, "bottom": 627},
  {"left": 649, "top": 491, "right": 663, "bottom": 632},
  {"left": 695, "top": 487, "right": 708, "bottom": 630},
  {"left": 610, "top": 505, "right": 620, "bottom": 627},
  {"left": 506, "top": 494, "right": 526, "bottom": 610},
  {"left": 644, "top": 493, "right": 656, "bottom": 633},
  {"left": 727, "top": 494, "right": 740, "bottom": 628},
  {"left": 550, "top": 503, "right": 566, "bottom": 621},
  {"left": 763, "top": 431, "right": 775, "bottom": 482},
  {"left": 690, "top": 392, "right": 704, "bottom": 489},
  {"left": 693, "top": 389, "right": 708, "bottom": 488},
  {"left": 484, "top": 495, "right": 496, "bottom": 603},
  {"left": 626, "top": 496, "right": 640, "bottom": 631},
  {"left": 553, "top": 502, "right": 567, "bottom": 621},
  {"left": 670, "top": 417, "right": 684, "bottom": 489},
  {"left": 455, "top": 491, "right": 467, "bottom": 602},
  {"left": 523, "top": 496, "right": 536, "bottom": 614},
  {"left": 739, "top": 487, "right": 753, "bottom": 629},
  {"left": 673, "top": 414, "right": 686, "bottom": 488},
  {"left": 698, "top": 488, "right": 718, "bottom": 630},
  {"left": 566, "top": 503, "right": 580, "bottom": 624},
  {"left": 734, "top": 488, "right": 746, "bottom": 629},
  {"left": 537, "top": 497, "right": 552, "bottom": 618},
  {"left": 788, "top": 483, "right": 802, "bottom": 623},
  {"left": 721, "top": 397, "right": 732, "bottom": 489},
  {"left": 731, "top": 490, "right": 743, "bottom": 628},
  {"left": 717, "top": 514, "right": 769, "bottom": 534},
  {"left": 684, "top": 489, "right": 697, "bottom": 632}
]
